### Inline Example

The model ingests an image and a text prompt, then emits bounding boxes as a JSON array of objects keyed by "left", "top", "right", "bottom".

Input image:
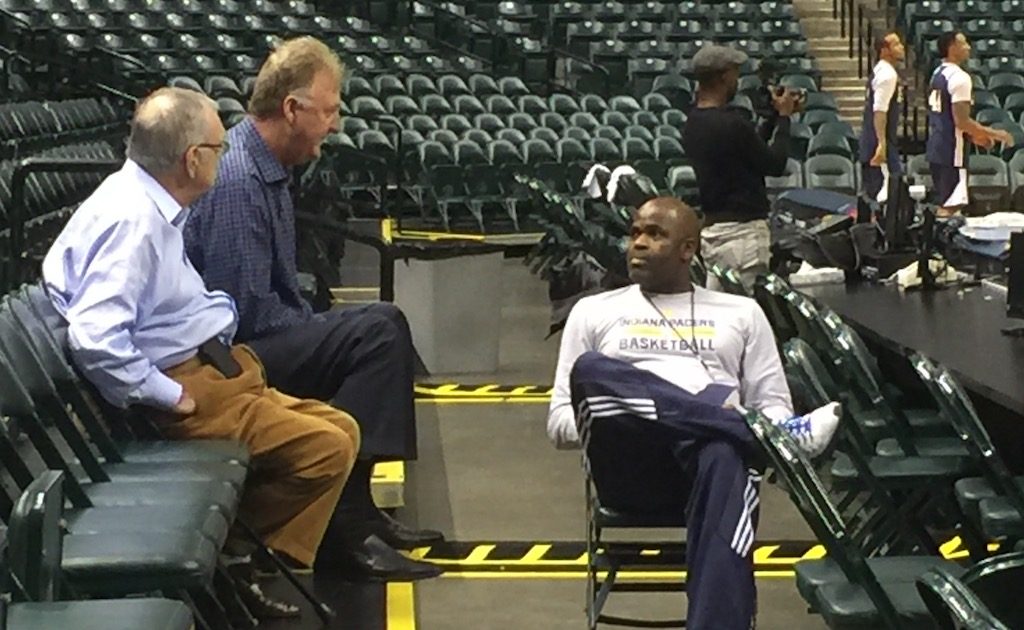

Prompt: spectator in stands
[
  {"left": 683, "top": 44, "right": 800, "bottom": 289},
  {"left": 40, "top": 87, "right": 359, "bottom": 618},
  {"left": 859, "top": 31, "right": 906, "bottom": 203},
  {"left": 183, "top": 37, "right": 442, "bottom": 581},
  {"left": 546, "top": 195, "right": 840, "bottom": 630},
  {"left": 927, "top": 31, "right": 1014, "bottom": 217}
]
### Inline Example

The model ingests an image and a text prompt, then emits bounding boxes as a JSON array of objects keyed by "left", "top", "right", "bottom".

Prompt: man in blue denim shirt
[{"left": 185, "top": 37, "right": 441, "bottom": 581}]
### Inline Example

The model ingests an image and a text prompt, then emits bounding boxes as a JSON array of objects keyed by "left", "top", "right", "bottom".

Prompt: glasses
[
  {"left": 291, "top": 95, "right": 342, "bottom": 119},
  {"left": 194, "top": 140, "right": 230, "bottom": 154}
]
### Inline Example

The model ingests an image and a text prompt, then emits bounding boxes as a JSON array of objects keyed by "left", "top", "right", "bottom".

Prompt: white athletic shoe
[{"left": 774, "top": 402, "right": 841, "bottom": 458}]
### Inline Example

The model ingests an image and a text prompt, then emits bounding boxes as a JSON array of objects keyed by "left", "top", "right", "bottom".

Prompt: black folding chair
[
  {"left": 1, "top": 471, "right": 196, "bottom": 630},
  {"left": 584, "top": 462, "right": 687, "bottom": 629},
  {"left": 707, "top": 264, "right": 748, "bottom": 296},
  {"left": 916, "top": 567, "right": 1010, "bottom": 630},
  {"left": 782, "top": 338, "right": 943, "bottom": 557},
  {"left": 911, "top": 354, "right": 1024, "bottom": 549},
  {"left": 745, "top": 410, "right": 959, "bottom": 629}
]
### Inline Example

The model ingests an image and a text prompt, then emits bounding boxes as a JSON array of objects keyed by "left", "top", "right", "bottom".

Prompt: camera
[
  {"left": 752, "top": 57, "right": 806, "bottom": 116},
  {"left": 772, "top": 85, "right": 808, "bottom": 102}
]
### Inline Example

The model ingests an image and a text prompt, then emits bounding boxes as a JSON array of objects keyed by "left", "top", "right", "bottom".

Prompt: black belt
[{"left": 197, "top": 337, "right": 242, "bottom": 378}]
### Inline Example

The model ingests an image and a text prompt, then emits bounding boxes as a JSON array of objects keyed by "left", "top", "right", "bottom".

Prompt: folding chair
[
  {"left": 707, "top": 264, "right": 749, "bottom": 296},
  {"left": 752, "top": 273, "right": 798, "bottom": 343},
  {"left": 2, "top": 471, "right": 195, "bottom": 630},
  {"left": 810, "top": 332, "right": 980, "bottom": 559},
  {"left": 585, "top": 462, "right": 686, "bottom": 629},
  {"left": 945, "top": 550, "right": 1024, "bottom": 628},
  {"left": 911, "top": 354, "right": 1024, "bottom": 548},
  {"left": 916, "top": 567, "right": 1010, "bottom": 629},
  {"left": 782, "top": 338, "right": 945, "bottom": 557},
  {"left": 785, "top": 292, "right": 956, "bottom": 454},
  {"left": 745, "top": 410, "right": 961, "bottom": 629},
  {"left": 762, "top": 280, "right": 958, "bottom": 460}
]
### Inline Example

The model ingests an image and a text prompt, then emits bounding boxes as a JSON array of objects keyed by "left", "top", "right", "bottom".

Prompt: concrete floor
[{"left": 402, "top": 258, "right": 828, "bottom": 630}]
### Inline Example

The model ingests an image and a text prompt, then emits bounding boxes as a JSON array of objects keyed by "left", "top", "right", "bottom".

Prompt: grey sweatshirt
[{"left": 547, "top": 285, "right": 794, "bottom": 449}]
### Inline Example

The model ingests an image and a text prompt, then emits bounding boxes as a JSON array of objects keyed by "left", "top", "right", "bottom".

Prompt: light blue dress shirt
[{"left": 42, "top": 160, "right": 239, "bottom": 410}]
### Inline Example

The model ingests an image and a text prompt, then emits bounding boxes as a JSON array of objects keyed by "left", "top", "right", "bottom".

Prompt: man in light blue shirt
[
  {"left": 40, "top": 87, "right": 359, "bottom": 617},
  {"left": 44, "top": 115, "right": 238, "bottom": 412}
]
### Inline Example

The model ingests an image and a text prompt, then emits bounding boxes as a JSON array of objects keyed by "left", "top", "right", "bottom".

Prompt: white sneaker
[{"left": 774, "top": 402, "right": 841, "bottom": 458}]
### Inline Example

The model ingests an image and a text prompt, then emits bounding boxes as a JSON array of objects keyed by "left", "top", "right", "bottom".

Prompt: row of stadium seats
[
  {"left": 1, "top": 0, "right": 849, "bottom": 235},
  {"left": 0, "top": 0, "right": 317, "bottom": 14},
  {"left": 458, "top": 0, "right": 799, "bottom": 22},
  {"left": 331, "top": 118, "right": 859, "bottom": 160},
  {"left": 388, "top": 0, "right": 821, "bottom": 94},
  {"left": 0, "top": 98, "right": 122, "bottom": 152},
  {"left": 0, "top": 141, "right": 117, "bottom": 230},
  {"left": 907, "top": 153, "right": 1024, "bottom": 212}
]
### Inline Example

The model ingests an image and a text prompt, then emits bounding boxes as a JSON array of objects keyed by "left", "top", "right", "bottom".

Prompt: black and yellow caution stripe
[
  {"left": 402, "top": 540, "right": 818, "bottom": 577},
  {"left": 398, "top": 536, "right": 994, "bottom": 579},
  {"left": 384, "top": 537, "right": 997, "bottom": 626},
  {"left": 415, "top": 383, "right": 552, "bottom": 404}
]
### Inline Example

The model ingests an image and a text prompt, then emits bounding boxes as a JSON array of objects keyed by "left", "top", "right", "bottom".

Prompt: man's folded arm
[
  {"left": 547, "top": 301, "right": 595, "bottom": 449},
  {"left": 60, "top": 219, "right": 182, "bottom": 410},
  {"left": 738, "top": 303, "right": 793, "bottom": 422}
]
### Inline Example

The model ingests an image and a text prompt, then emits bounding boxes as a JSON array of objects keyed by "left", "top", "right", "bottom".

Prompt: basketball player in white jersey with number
[{"left": 926, "top": 31, "right": 1013, "bottom": 217}]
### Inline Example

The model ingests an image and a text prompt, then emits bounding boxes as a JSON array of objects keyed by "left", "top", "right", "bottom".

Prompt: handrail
[
  {"left": 292, "top": 211, "right": 396, "bottom": 301},
  {"left": 6, "top": 159, "right": 121, "bottom": 290},
  {"left": 548, "top": 45, "right": 611, "bottom": 96},
  {"left": 404, "top": 0, "right": 497, "bottom": 68}
]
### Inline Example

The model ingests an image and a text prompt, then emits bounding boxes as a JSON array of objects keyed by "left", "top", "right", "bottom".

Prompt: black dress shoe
[
  {"left": 371, "top": 510, "right": 445, "bottom": 550},
  {"left": 323, "top": 534, "right": 443, "bottom": 582}
]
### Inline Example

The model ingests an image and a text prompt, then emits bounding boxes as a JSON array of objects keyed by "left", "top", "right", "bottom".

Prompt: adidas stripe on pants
[{"left": 571, "top": 351, "right": 762, "bottom": 630}]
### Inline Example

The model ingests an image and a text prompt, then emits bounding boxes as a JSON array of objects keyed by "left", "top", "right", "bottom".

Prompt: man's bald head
[
  {"left": 627, "top": 196, "right": 702, "bottom": 293},
  {"left": 126, "top": 86, "right": 218, "bottom": 176},
  {"left": 637, "top": 196, "right": 703, "bottom": 240}
]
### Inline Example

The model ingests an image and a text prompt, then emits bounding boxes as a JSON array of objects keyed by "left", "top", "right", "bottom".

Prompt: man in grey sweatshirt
[{"left": 547, "top": 196, "right": 838, "bottom": 630}]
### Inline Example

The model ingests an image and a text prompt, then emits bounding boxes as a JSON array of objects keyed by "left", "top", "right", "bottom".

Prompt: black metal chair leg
[
  {"left": 177, "top": 589, "right": 216, "bottom": 630},
  {"left": 235, "top": 518, "right": 337, "bottom": 625},
  {"left": 213, "top": 565, "right": 259, "bottom": 628},
  {"left": 189, "top": 585, "right": 234, "bottom": 630}
]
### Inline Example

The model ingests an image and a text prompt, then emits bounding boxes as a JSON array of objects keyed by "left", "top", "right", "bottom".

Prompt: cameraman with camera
[{"left": 683, "top": 45, "right": 801, "bottom": 290}]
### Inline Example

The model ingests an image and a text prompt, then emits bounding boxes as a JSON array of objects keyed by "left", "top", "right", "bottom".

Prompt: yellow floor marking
[
  {"left": 437, "top": 570, "right": 796, "bottom": 579},
  {"left": 371, "top": 461, "right": 405, "bottom": 509},
  {"left": 464, "top": 544, "right": 498, "bottom": 563},
  {"left": 419, "top": 397, "right": 552, "bottom": 405},
  {"left": 521, "top": 544, "right": 553, "bottom": 562},
  {"left": 386, "top": 583, "right": 416, "bottom": 630}
]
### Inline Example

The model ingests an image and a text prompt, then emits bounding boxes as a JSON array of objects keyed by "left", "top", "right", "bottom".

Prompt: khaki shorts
[{"left": 701, "top": 219, "right": 771, "bottom": 291}]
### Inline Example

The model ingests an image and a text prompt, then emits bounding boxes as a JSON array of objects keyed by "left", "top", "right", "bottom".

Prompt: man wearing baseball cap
[{"left": 683, "top": 44, "right": 800, "bottom": 289}]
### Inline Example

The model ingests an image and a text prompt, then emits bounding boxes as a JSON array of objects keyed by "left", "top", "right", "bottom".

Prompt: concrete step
[
  {"left": 798, "top": 9, "right": 839, "bottom": 17},
  {"left": 818, "top": 58, "right": 859, "bottom": 72},
  {"left": 802, "top": 25, "right": 843, "bottom": 38},
  {"left": 827, "top": 83, "right": 864, "bottom": 93},
  {"left": 816, "top": 46, "right": 853, "bottom": 55}
]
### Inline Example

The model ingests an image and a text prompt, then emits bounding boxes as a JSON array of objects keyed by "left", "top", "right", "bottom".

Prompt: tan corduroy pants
[{"left": 158, "top": 345, "right": 359, "bottom": 567}]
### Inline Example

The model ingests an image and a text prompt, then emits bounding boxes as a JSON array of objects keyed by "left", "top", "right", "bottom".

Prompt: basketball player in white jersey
[{"left": 926, "top": 31, "right": 1013, "bottom": 217}]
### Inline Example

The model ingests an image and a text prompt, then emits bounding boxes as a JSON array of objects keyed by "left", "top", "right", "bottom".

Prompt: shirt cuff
[{"left": 134, "top": 371, "right": 184, "bottom": 410}]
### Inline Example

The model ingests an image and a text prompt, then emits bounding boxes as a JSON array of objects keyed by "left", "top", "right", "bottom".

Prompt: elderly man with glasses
[{"left": 183, "top": 37, "right": 442, "bottom": 581}]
